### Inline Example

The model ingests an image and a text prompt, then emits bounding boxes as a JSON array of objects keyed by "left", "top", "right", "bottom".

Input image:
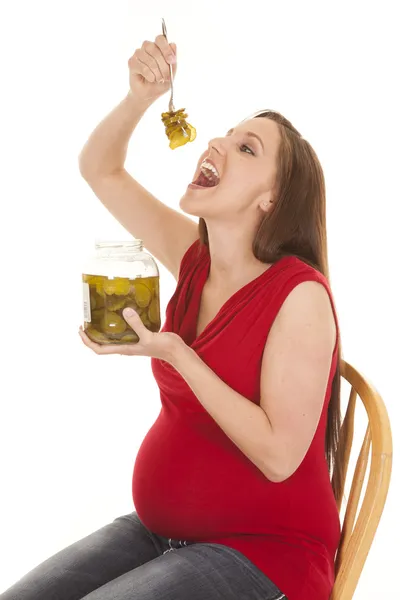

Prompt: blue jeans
[{"left": 0, "top": 511, "right": 287, "bottom": 600}]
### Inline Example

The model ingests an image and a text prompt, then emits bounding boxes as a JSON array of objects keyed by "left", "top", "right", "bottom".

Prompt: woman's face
[{"left": 179, "top": 117, "right": 281, "bottom": 221}]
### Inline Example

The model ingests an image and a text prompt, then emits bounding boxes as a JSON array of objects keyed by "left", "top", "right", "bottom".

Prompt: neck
[{"left": 205, "top": 221, "right": 268, "bottom": 289}]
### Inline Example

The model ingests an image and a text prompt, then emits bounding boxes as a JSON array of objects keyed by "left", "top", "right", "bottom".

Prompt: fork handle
[{"left": 162, "top": 18, "right": 175, "bottom": 112}]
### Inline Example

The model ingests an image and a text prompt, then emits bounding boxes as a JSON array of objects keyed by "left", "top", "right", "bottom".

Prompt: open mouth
[{"left": 190, "top": 160, "right": 220, "bottom": 188}]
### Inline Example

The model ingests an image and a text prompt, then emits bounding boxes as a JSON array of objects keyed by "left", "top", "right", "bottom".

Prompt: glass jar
[{"left": 82, "top": 240, "right": 160, "bottom": 345}]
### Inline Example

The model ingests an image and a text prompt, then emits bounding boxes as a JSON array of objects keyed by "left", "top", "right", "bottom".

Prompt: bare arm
[
  {"left": 168, "top": 281, "right": 336, "bottom": 481},
  {"left": 78, "top": 38, "right": 198, "bottom": 280}
]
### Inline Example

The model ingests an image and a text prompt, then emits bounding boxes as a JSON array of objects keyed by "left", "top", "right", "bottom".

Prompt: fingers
[
  {"left": 79, "top": 309, "right": 151, "bottom": 356},
  {"left": 78, "top": 327, "right": 139, "bottom": 355},
  {"left": 78, "top": 327, "right": 115, "bottom": 354},
  {"left": 128, "top": 38, "right": 176, "bottom": 84},
  {"left": 133, "top": 54, "right": 160, "bottom": 83},
  {"left": 143, "top": 39, "right": 173, "bottom": 82},
  {"left": 154, "top": 35, "right": 177, "bottom": 65}
]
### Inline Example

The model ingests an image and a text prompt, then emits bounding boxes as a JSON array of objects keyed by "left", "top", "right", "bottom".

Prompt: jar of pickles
[{"left": 82, "top": 240, "right": 160, "bottom": 345}]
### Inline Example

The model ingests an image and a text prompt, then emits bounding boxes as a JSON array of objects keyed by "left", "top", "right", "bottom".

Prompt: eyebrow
[{"left": 226, "top": 128, "right": 265, "bottom": 151}]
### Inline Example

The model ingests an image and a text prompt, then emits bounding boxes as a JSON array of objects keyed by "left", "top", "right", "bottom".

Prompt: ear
[{"left": 258, "top": 191, "right": 274, "bottom": 213}]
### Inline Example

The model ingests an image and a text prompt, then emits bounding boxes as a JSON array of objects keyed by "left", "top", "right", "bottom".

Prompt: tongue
[{"left": 192, "top": 171, "right": 218, "bottom": 188}]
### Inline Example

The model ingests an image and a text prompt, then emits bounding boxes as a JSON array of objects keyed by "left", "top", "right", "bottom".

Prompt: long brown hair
[{"left": 198, "top": 110, "right": 344, "bottom": 502}]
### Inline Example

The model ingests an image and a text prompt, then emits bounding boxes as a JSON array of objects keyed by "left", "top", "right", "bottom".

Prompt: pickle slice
[
  {"left": 85, "top": 326, "right": 109, "bottom": 344},
  {"left": 100, "top": 310, "right": 127, "bottom": 335},
  {"left": 141, "top": 313, "right": 151, "bottom": 328},
  {"left": 161, "top": 107, "right": 196, "bottom": 149},
  {"left": 106, "top": 295, "right": 127, "bottom": 311},
  {"left": 103, "top": 278, "right": 130, "bottom": 296},
  {"left": 91, "top": 309, "right": 103, "bottom": 324},
  {"left": 148, "top": 299, "right": 159, "bottom": 324},
  {"left": 83, "top": 274, "right": 103, "bottom": 286},
  {"left": 89, "top": 290, "right": 97, "bottom": 310},
  {"left": 120, "top": 332, "right": 140, "bottom": 343},
  {"left": 134, "top": 282, "right": 152, "bottom": 308},
  {"left": 96, "top": 282, "right": 106, "bottom": 297},
  {"left": 169, "top": 126, "right": 196, "bottom": 149}
]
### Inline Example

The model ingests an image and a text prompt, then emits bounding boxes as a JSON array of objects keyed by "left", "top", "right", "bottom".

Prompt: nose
[{"left": 207, "top": 135, "right": 228, "bottom": 157}]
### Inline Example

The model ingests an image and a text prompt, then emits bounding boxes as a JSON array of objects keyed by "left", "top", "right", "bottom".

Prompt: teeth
[{"left": 200, "top": 160, "right": 220, "bottom": 181}]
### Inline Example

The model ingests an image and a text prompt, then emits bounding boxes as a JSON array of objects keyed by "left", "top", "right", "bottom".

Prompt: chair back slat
[
  {"left": 336, "top": 426, "right": 371, "bottom": 569},
  {"left": 331, "top": 361, "right": 392, "bottom": 600},
  {"left": 336, "top": 385, "right": 357, "bottom": 513}
]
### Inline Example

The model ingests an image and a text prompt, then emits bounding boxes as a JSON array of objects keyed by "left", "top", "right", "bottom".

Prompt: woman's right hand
[{"left": 128, "top": 35, "right": 177, "bottom": 105}]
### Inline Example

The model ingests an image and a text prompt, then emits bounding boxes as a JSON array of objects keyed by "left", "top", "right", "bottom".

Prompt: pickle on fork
[{"left": 161, "top": 18, "right": 196, "bottom": 149}]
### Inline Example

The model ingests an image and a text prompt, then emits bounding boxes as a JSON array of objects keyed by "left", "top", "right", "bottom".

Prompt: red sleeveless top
[{"left": 132, "top": 240, "right": 341, "bottom": 600}]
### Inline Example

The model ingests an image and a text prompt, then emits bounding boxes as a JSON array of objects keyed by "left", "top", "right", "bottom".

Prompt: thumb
[
  {"left": 123, "top": 308, "right": 146, "bottom": 334},
  {"left": 169, "top": 43, "right": 178, "bottom": 75}
]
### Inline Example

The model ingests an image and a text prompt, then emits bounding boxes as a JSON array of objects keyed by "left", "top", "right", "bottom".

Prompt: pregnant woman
[{"left": 1, "top": 33, "right": 343, "bottom": 600}]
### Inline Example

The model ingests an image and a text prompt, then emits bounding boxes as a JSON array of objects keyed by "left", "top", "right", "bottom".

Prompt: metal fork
[{"left": 162, "top": 18, "right": 175, "bottom": 113}]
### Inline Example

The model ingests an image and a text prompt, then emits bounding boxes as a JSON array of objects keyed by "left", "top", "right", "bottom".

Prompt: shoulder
[{"left": 272, "top": 259, "right": 337, "bottom": 352}]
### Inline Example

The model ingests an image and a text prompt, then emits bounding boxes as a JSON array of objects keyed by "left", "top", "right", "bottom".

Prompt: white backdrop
[{"left": 0, "top": 0, "right": 398, "bottom": 597}]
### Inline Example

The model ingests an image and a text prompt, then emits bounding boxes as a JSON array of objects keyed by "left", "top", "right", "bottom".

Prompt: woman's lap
[
  {"left": 0, "top": 512, "right": 159, "bottom": 600},
  {"left": 0, "top": 511, "right": 286, "bottom": 600},
  {"left": 82, "top": 542, "right": 286, "bottom": 600}
]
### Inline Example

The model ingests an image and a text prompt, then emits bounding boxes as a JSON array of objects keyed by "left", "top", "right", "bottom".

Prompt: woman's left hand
[{"left": 78, "top": 307, "right": 184, "bottom": 363}]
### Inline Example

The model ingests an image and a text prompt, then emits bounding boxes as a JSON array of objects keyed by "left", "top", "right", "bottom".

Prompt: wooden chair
[{"left": 331, "top": 360, "right": 393, "bottom": 600}]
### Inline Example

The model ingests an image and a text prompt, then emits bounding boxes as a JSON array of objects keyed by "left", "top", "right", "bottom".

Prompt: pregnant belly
[{"left": 132, "top": 410, "right": 267, "bottom": 539}]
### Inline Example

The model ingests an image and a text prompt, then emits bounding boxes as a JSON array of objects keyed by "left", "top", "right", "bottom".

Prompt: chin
[
  {"left": 179, "top": 184, "right": 221, "bottom": 217},
  {"left": 179, "top": 190, "right": 207, "bottom": 217},
  {"left": 179, "top": 190, "right": 195, "bottom": 215}
]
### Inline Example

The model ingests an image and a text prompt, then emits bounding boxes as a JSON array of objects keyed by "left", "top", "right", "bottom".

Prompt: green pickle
[
  {"left": 83, "top": 274, "right": 161, "bottom": 345},
  {"left": 161, "top": 108, "right": 196, "bottom": 149}
]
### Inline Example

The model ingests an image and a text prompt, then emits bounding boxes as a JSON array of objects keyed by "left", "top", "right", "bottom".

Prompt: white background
[{"left": 0, "top": 0, "right": 398, "bottom": 597}]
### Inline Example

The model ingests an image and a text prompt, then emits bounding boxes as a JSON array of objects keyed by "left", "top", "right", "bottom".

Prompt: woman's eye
[{"left": 240, "top": 144, "right": 255, "bottom": 156}]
